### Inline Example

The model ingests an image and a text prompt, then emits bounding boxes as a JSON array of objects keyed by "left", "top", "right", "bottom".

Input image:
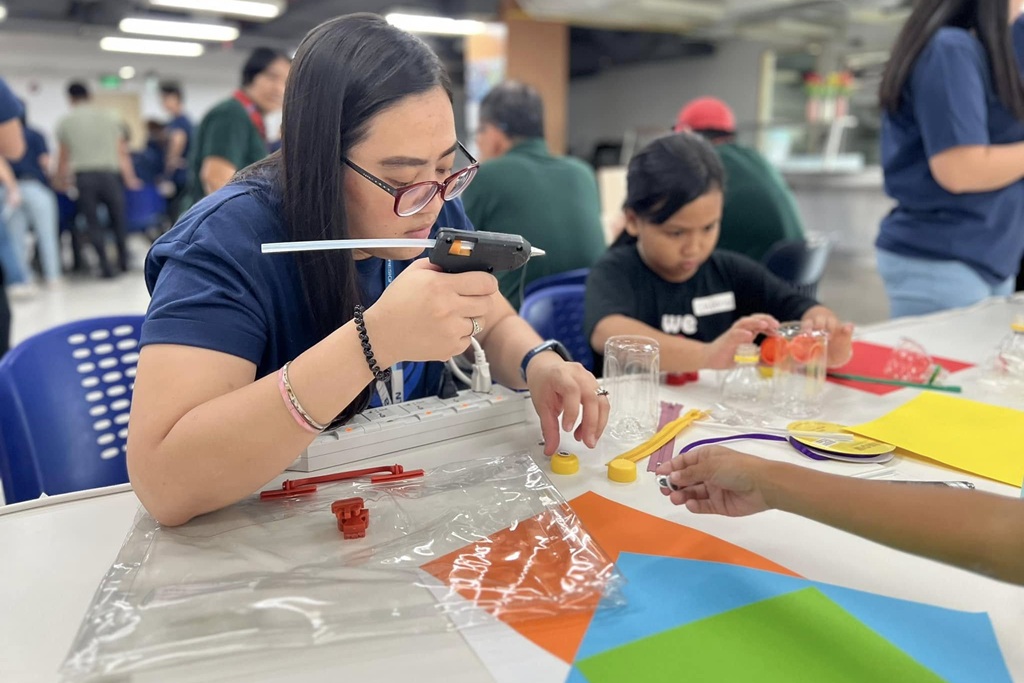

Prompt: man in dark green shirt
[
  {"left": 187, "top": 47, "right": 290, "bottom": 207},
  {"left": 674, "top": 97, "right": 804, "bottom": 261},
  {"left": 462, "top": 81, "right": 606, "bottom": 307}
]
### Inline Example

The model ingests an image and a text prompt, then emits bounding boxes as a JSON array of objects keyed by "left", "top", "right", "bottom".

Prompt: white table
[{"left": 3, "top": 297, "right": 1024, "bottom": 683}]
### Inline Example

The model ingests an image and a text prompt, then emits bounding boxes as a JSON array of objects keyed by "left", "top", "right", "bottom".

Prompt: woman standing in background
[{"left": 877, "top": 0, "right": 1024, "bottom": 317}]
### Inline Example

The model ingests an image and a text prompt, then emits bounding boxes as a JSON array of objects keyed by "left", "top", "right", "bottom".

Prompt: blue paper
[{"left": 572, "top": 553, "right": 1010, "bottom": 683}]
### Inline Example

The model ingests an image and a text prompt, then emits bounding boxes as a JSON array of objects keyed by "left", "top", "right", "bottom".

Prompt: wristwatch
[{"left": 520, "top": 340, "right": 572, "bottom": 381}]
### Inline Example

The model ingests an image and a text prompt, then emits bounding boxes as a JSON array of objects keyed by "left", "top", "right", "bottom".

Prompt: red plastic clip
[
  {"left": 369, "top": 469, "right": 425, "bottom": 484},
  {"left": 260, "top": 464, "right": 404, "bottom": 500},
  {"left": 331, "top": 497, "right": 369, "bottom": 539},
  {"left": 665, "top": 372, "right": 699, "bottom": 386}
]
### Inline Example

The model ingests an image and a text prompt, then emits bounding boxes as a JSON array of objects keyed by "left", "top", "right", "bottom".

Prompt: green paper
[{"left": 575, "top": 588, "right": 946, "bottom": 683}]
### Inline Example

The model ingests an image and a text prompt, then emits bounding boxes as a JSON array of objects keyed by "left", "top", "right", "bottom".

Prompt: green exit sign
[{"left": 99, "top": 74, "right": 121, "bottom": 89}]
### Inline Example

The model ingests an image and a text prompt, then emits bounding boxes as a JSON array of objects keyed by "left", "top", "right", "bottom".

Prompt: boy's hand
[
  {"left": 655, "top": 445, "right": 775, "bottom": 516},
  {"left": 801, "top": 305, "right": 854, "bottom": 367},
  {"left": 702, "top": 314, "right": 779, "bottom": 369}
]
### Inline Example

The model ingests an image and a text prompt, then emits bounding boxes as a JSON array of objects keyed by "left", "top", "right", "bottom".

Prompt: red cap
[{"left": 674, "top": 97, "right": 736, "bottom": 134}]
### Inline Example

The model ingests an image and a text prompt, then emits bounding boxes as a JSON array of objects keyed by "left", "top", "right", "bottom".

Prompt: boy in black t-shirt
[{"left": 584, "top": 133, "right": 853, "bottom": 372}]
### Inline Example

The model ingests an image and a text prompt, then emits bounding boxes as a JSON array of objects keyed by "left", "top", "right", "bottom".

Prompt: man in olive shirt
[
  {"left": 462, "top": 81, "right": 605, "bottom": 307},
  {"left": 188, "top": 47, "right": 290, "bottom": 205},
  {"left": 674, "top": 97, "right": 804, "bottom": 262},
  {"left": 56, "top": 82, "right": 141, "bottom": 277}
]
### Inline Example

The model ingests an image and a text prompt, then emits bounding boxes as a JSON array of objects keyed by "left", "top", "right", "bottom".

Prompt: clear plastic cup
[
  {"left": 772, "top": 323, "right": 828, "bottom": 419},
  {"left": 603, "top": 336, "right": 660, "bottom": 442}
]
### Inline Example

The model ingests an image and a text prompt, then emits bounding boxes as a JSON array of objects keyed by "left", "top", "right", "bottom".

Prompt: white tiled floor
[{"left": 8, "top": 245, "right": 893, "bottom": 347}]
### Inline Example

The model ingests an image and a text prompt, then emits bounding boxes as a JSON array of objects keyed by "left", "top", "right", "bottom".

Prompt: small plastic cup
[
  {"left": 772, "top": 322, "right": 828, "bottom": 419},
  {"left": 603, "top": 336, "right": 660, "bottom": 442}
]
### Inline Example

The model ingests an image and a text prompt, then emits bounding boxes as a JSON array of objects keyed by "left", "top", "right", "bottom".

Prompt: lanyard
[
  {"left": 374, "top": 260, "right": 404, "bottom": 405},
  {"left": 233, "top": 89, "right": 267, "bottom": 141}
]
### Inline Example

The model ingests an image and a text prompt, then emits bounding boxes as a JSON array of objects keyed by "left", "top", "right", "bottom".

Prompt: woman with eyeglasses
[{"left": 127, "top": 14, "right": 609, "bottom": 526}]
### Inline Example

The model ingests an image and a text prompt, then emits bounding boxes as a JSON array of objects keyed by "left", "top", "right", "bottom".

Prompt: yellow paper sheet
[{"left": 848, "top": 393, "right": 1024, "bottom": 486}]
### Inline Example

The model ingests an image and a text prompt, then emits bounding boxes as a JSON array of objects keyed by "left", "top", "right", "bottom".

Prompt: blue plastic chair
[
  {"left": 125, "top": 184, "right": 167, "bottom": 233},
  {"left": 519, "top": 284, "right": 593, "bottom": 372},
  {"left": 522, "top": 268, "right": 590, "bottom": 301},
  {"left": 0, "top": 316, "right": 143, "bottom": 503},
  {"left": 762, "top": 238, "right": 832, "bottom": 299}
]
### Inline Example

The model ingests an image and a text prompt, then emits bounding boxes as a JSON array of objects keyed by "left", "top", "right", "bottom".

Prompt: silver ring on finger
[
  {"left": 595, "top": 386, "right": 609, "bottom": 398},
  {"left": 470, "top": 317, "right": 482, "bottom": 337}
]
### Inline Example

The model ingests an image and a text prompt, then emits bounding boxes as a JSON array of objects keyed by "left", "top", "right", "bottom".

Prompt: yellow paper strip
[{"left": 847, "top": 393, "right": 1024, "bottom": 486}]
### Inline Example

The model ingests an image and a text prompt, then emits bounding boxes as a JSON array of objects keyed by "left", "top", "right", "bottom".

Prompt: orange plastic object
[
  {"left": 260, "top": 464, "right": 404, "bottom": 500},
  {"left": 331, "top": 497, "right": 369, "bottom": 539},
  {"left": 789, "top": 334, "right": 824, "bottom": 363},
  {"left": 370, "top": 469, "right": 425, "bottom": 484},
  {"left": 665, "top": 372, "right": 699, "bottom": 386},
  {"left": 760, "top": 336, "right": 786, "bottom": 365}
]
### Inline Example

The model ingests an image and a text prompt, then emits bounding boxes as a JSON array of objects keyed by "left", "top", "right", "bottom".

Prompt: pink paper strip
[{"left": 647, "top": 401, "right": 684, "bottom": 472}]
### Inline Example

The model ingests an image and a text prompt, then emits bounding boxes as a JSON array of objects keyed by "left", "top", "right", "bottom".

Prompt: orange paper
[{"left": 423, "top": 492, "right": 798, "bottom": 662}]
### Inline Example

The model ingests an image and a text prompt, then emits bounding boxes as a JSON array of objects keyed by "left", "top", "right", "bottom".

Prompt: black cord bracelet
[{"left": 354, "top": 305, "right": 391, "bottom": 383}]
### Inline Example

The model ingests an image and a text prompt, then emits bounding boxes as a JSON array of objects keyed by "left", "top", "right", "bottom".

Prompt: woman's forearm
[
  {"left": 763, "top": 461, "right": 1024, "bottom": 584},
  {"left": 130, "top": 323, "right": 375, "bottom": 526},
  {"left": 929, "top": 143, "right": 1024, "bottom": 193},
  {"left": 479, "top": 297, "right": 541, "bottom": 388}
]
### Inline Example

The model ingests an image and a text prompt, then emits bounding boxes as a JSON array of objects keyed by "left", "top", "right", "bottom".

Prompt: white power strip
[{"left": 287, "top": 385, "right": 531, "bottom": 472}]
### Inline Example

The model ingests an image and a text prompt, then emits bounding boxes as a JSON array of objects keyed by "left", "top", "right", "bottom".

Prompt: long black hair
[
  {"left": 879, "top": 0, "right": 1024, "bottom": 119},
  {"left": 614, "top": 132, "right": 725, "bottom": 246},
  {"left": 243, "top": 13, "right": 451, "bottom": 419}
]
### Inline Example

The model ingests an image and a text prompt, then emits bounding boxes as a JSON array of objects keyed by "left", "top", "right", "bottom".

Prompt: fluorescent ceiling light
[
  {"left": 386, "top": 13, "right": 490, "bottom": 36},
  {"left": 100, "top": 37, "right": 204, "bottom": 57},
  {"left": 119, "top": 17, "right": 240, "bottom": 42},
  {"left": 148, "top": 0, "right": 283, "bottom": 20},
  {"left": 118, "top": 66, "right": 137, "bottom": 79},
  {"left": 0, "top": 3, "right": 7, "bottom": 22}
]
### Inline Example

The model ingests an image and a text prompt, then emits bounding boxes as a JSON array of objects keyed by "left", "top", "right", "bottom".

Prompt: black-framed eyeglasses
[{"left": 344, "top": 141, "right": 479, "bottom": 217}]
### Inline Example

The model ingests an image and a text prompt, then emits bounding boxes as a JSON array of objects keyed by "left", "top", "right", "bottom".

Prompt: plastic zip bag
[{"left": 60, "top": 453, "right": 623, "bottom": 682}]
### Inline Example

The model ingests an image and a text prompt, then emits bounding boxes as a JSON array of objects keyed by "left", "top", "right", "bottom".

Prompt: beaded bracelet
[
  {"left": 278, "top": 361, "right": 327, "bottom": 433},
  {"left": 354, "top": 305, "right": 391, "bottom": 383}
]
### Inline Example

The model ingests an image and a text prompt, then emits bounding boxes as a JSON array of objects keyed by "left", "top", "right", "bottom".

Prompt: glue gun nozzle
[{"left": 530, "top": 247, "right": 546, "bottom": 257}]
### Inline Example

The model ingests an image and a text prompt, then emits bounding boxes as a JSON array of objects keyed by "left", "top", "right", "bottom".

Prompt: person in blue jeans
[
  {"left": 9, "top": 103, "right": 62, "bottom": 285},
  {"left": 877, "top": 0, "right": 1024, "bottom": 317},
  {"left": 127, "top": 14, "right": 610, "bottom": 526},
  {"left": 0, "top": 78, "right": 25, "bottom": 358}
]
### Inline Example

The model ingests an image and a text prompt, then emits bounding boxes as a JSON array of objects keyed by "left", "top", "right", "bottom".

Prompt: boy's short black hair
[
  {"left": 479, "top": 81, "right": 544, "bottom": 140},
  {"left": 159, "top": 82, "right": 183, "bottom": 99},
  {"left": 624, "top": 132, "right": 725, "bottom": 225},
  {"left": 67, "top": 82, "right": 89, "bottom": 100},
  {"left": 242, "top": 47, "right": 290, "bottom": 86}
]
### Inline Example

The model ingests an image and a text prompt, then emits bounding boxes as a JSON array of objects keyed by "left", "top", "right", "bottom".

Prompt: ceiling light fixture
[
  {"left": 0, "top": 3, "right": 7, "bottom": 22},
  {"left": 100, "top": 37, "right": 205, "bottom": 57},
  {"left": 385, "top": 13, "right": 491, "bottom": 36},
  {"left": 118, "top": 66, "right": 137, "bottom": 79},
  {"left": 119, "top": 17, "right": 240, "bottom": 42},
  {"left": 148, "top": 0, "right": 283, "bottom": 20}
]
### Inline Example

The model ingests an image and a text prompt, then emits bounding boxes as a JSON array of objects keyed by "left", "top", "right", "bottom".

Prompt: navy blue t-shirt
[
  {"left": 10, "top": 127, "right": 48, "bottom": 184},
  {"left": 878, "top": 25, "right": 1024, "bottom": 284},
  {"left": 0, "top": 79, "right": 21, "bottom": 124},
  {"left": 141, "top": 167, "right": 474, "bottom": 405},
  {"left": 166, "top": 114, "right": 192, "bottom": 187}
]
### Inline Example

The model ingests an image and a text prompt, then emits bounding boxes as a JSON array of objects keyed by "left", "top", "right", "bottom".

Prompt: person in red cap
[{"left": 674, "top": 97, "right": 804, "bottom": 262}]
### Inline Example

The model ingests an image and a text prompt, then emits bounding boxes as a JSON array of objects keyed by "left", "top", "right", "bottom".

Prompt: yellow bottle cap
[
  {"left": 607, "top": 458, "right": 637, "bottom": 483},
  {"left": 1012, "top": 322, "right": 1024, "bottom": 333},
  {"left": 551, "top": 451, "right": 580, "bottom": 475}
]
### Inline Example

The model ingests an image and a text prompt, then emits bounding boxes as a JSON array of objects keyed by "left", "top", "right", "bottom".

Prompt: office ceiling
[{"left": 1, "top": 0, "right": 906, "bottom": 79}]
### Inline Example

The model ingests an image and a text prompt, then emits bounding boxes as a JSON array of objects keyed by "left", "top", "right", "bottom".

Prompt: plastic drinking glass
[{"left": 603, "top": 336, "right": 660, "bottom": 441}]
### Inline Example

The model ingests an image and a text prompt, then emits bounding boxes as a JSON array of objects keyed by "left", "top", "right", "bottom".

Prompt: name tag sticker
[{"left": 692, "top": 292, "right": 736, "bottom": 317}]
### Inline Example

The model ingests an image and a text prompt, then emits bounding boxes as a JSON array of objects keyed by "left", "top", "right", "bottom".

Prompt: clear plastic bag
[{"left": 59, "top": 453, "right": 623, "bottom": 682}]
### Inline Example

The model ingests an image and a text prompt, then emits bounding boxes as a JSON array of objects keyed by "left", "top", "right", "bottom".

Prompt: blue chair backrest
[
  {"left": 522, "top": 268, "right": 591, "bottom": 301},
  {"left": 761, "top": 238, "right": 832, "bottom": 299},
  {"left": 519, "top": 284, "right": 593, "bottom": 371},
  {"left": 0, "top": 316, "right": 143, "bottom": 503},
  {"left": 125, "top": 184, "right": 166, "bottom": 233}
]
